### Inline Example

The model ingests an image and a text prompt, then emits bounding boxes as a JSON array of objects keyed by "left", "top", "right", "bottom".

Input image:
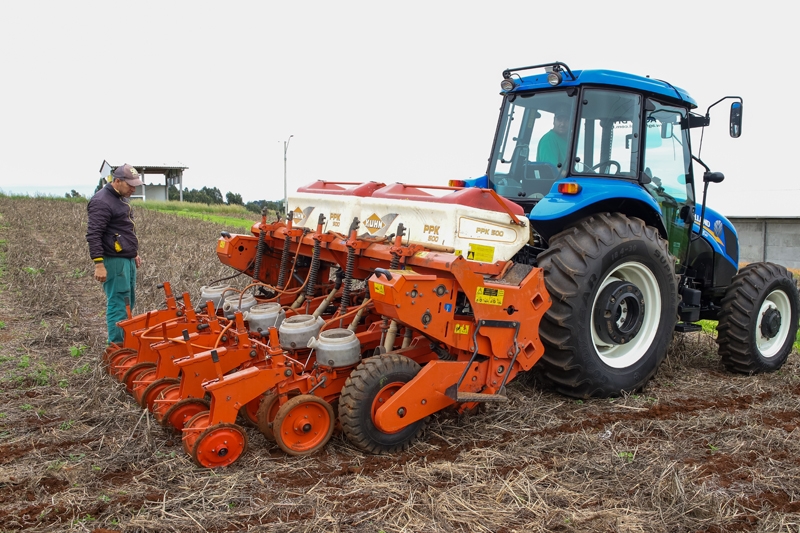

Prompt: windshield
[{"left": 488, "top": 90, "right": 577, "bottom": 200}]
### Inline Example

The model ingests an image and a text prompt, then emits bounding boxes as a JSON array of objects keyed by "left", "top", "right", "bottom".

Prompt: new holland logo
[{"left": 363, "top": 213, "right": 384, "bottom": 235}]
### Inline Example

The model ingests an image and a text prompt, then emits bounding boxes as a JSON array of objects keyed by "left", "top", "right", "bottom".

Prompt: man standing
[{"left": 86, "top": 164, "right": 143, "bottom": 348}]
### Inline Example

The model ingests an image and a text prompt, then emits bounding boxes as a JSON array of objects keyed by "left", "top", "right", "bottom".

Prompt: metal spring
[
  {"left": 253, "top": 227, "right": 267, "bottom": 282},
  {"left": 306, "top": 240, "right": 321, "bottom": 299},
  {"left": 277, "top": 233, "right": 291, "bottom": 289}
]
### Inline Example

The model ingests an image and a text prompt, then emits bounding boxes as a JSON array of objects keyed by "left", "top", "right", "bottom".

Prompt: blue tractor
[{"left": 455, "top": 62, "right": 799, "bottom": 398}]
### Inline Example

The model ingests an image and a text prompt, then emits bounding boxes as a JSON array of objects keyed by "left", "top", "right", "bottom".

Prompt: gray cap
[{"left": 112, "top": 164, "right": 143, "bottom": 186}]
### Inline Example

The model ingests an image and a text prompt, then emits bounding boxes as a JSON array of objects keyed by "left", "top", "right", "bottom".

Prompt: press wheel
[
  {"left": 103, "top": 347, "right": 136, "bottom": 367},
  {"left": 272, "top": 395, "right": 334, "bottom": 456},
  {"left": 182, "top": 411, "right": 210, "bottom": 455},
  {"left": 109, "top": 353, "right": 138, "bottom": 381},
  {"left": 164, "top": 397, "right": 210, "bottom": 432},
  {"left": 190, "top": 423, "right": 249, "bottom": 468},
  {"left": 255, "top": 392, "right": 281, "bottom": 441},
  {"left": 141, "top": 377, "right": 180, "bottom": 411},
  {"left": 152, "top": 384, "right": 182, "bottom": 424},
  {"left": 238, "top": 394, "right": 266, "bottom": 428},
  {"left": 121, "top": 361, "right": 156, "bottom": 393}
]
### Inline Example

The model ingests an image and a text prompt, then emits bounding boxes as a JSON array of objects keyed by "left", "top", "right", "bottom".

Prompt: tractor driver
[{"left": 536, "top": 110, "right": 570, "bottom": 168}]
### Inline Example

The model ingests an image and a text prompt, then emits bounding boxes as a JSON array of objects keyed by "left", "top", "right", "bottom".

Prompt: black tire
[
  {"left": 535, "top": 213, "right": 678, "bottom": 398},
  {"left": 716, "top": 262, "right": 799, "bottom": 373},
  {"left": 338, "top": 354, "right": 425, "bottom": 454}
]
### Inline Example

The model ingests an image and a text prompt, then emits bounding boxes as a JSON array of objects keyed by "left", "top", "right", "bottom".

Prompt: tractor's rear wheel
[
  {"left": 716, "top": 262, "right": 799, "bottom": 373},
  {"left": 535, "top": 213, "right": 678, "bottom": 398},
  {"left": 339, "top": 354, "right": 425, "bottom": 454}
]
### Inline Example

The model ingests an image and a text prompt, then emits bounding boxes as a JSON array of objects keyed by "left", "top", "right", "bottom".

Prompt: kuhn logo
[
  {"left": 292, "top": 207, "right": 304, "bottom": 222},
  {"left": 364, "top": 213, "right": 384, "bottom": 235}
]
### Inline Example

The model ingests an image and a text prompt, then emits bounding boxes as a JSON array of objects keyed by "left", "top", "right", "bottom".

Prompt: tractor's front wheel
[
  {"left": 716, "top": 262, "right": 799, "bottom": 373},
  {"left": 536, "top": 213, "right": 678, "bottom": 398}
]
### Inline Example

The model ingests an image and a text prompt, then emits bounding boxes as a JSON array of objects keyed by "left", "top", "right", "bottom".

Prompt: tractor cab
[{"left": 486, "top": 62, "right": 740, "bottom": 276}]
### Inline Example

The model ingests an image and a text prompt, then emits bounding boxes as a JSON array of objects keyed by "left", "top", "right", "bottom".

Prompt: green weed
[
  {"left": 0, "top": 320, "right": 6, "bottom": 329},
  {"left": 17, "top": 355, "right": 30, "bottom": 369},
  {"left": 22, "top": 266, "right": 44, "bottom": 276},
  {"left": 59, "top": 420, "right": 73, "bottom": 431},
  {"left": 617, "top": 451, "right": 635, "bottom": 463},
  {"left": 73, "top": 364, "right": 91, "bottom": 375},
  {"left": 69, "top": 345, "right": 87, "bottom": 358}
]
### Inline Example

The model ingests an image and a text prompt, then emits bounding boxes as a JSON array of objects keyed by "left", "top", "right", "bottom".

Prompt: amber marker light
[
  {"left": 449, "top": 180, "right": 466, "bottom": 187},
  {"left": 557, "top": 182, "right": 582, "bottom": 195}
]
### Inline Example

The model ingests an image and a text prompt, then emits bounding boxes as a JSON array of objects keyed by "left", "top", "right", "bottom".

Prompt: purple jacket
[{"left": 86, "top": 183, "right": 139, "bottom": 260}]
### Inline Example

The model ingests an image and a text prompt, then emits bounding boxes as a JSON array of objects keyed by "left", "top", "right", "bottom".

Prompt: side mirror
[{"left": 730, "top": 102, "right": 743, "bottom": 138}]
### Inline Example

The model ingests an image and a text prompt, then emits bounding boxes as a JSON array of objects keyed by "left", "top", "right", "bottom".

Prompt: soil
[{"left": 0, "top": 196, "right": 799, "bottom": 532}]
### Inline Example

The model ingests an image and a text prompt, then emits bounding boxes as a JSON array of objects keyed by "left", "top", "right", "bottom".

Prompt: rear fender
[{"left": 528, "top": 178, "right": 666, "bottom": 242}]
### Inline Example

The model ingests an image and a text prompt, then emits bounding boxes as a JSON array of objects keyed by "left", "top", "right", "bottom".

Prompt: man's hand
[
  {"left": 94, "top": 263, "right": 107, "bottom": 282},
  {"left": 135, "top": 255, "right": 142, "bottom": 268}
]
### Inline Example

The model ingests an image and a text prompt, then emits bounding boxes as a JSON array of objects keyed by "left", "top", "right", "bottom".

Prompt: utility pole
[{"left": 283, "top": 135, "right": 293, "bottom": 217}]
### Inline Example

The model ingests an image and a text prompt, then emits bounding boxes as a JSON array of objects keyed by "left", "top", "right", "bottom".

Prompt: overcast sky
[{"left": 1, "top": 1, "right": 796, "bottom": 216}]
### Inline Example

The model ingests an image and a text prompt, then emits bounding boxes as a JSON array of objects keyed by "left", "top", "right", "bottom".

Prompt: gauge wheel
[
  {"left": 716, "top": 262, "right": 799, "bottom": 373},
  {"left": 339, "top": 354, "right": 425, "bottom": 454},
  {"left": 535, "top": 212, "right": 678, "bottom": 398}
]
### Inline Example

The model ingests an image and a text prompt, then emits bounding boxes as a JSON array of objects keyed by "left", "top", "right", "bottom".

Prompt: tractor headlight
[
  {"left": 500, "top": 78, "right": 517, "bottom": 91},
  {"left": 547, "top": 71, "right": 563, "bottom": 86}
]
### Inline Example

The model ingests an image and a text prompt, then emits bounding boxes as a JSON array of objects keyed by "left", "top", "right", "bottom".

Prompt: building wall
[{"left": 729, "top": 218, "right": 800, "bottom": 269}]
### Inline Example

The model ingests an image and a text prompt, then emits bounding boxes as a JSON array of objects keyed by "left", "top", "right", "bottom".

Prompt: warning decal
[
  {"left": 373, "top": 283, "right": 385, "bottom": 295},
  {"left": 475, "top": 287, "right": 504, "bottom": 306},
  {"left": 466, "top": 243, "right": 495, "bottom": 263},
  {"left": 454, "top": 324, "right": 470, "bottom": 335}
]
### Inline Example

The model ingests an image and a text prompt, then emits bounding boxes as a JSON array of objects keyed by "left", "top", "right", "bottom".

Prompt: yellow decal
[
  {"left": 475, "top": 287, "right": 504, "bottom": 306},
  {"left": 454, "top": 324, "right": 470, "bottom": 335},
  {"left": 218, "top": 240, "right": 225, "bottom": 249},
  {"left": 454, "top": 249, "right": 462, "bottom": 257},
  {"left": 466, "top": 243, "right": 495, "bottom": 263},
  {"left": 364, "top": 213, "right": 385, "bottom": 235},
  {"left": 414, "top": 251, "right": 429, "bottom": 258},
  {"left": 373, "top": 283, "right": 385, "bottom": 295}
]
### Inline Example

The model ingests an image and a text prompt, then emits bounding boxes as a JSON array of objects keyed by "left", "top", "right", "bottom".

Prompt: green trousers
[{"left": 103, "top": 256, "right": 137, "bottom": 345}]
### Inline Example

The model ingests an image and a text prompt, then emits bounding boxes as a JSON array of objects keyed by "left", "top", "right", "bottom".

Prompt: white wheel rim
[
  {"left": 591, "top": 261, "right": 661, "bottom": 369},
  {"left": 755, "top": 289, "right": 792, "bottom": 358}
]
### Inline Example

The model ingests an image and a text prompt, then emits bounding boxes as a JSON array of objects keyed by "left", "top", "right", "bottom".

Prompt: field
[{"left": 0, "top": 196, "right": 799, "bottom": 533}]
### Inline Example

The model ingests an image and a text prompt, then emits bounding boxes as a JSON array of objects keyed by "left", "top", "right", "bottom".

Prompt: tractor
[
  {"left": 106, "top": 61, "right": 799, "bottom": 466},
  {"left": 449, "top": 61, "right": 799, "bottom": 398}
]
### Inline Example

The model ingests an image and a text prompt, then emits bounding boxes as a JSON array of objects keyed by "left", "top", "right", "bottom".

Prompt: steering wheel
[{"left": 590, "top": 160, "right": 621, "bottom": 174}]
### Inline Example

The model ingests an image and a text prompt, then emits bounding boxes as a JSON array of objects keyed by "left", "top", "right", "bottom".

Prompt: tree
[
  {"left": 226, "top": 191, "right": 243, "bottom": 205},
  {"left": 65, "top": 189, "right": 84, "bottom": 199}
]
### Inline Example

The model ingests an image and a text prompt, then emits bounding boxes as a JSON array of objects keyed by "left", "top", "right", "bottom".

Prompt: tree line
[{"left": 86, "top": 180, "right": 282, "bottom": 214}]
